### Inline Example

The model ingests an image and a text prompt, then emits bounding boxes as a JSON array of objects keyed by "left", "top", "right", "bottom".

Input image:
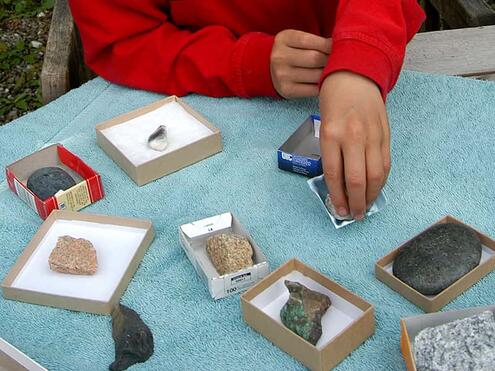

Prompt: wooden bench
[
  {"left": 404, "top": 25, "right": 495, "bottom": 80},
  {"left": 40, "top": 0, "right": 495, "bottom": 104},
  {"left": 426, "top": 0, "right": 495, "bottom": 29}
]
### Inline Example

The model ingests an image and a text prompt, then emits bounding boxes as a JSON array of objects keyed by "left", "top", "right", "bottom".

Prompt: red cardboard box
[{"left": 5, "top": 144, "right": 104, "bottom": 219}]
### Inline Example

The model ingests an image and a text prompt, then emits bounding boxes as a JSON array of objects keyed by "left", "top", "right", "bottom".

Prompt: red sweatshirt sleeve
[
  {"left": 322, "top": 0, "right": 425, "bottom": 98},
  {"left": 68, "top": 0, "right": 277, "bottom": 98}
]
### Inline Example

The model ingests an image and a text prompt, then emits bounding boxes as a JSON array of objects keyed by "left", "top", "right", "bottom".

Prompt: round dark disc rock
[
  {"left": 393, "top": 222, "right": 482, "bottom": 295},
  {"left": 26, "top": 167, "right": 76, "bottom": 200}
]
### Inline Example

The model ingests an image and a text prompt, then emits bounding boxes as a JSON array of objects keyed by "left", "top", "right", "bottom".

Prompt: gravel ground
[{"left": 0, "top": 10, "right": 52, "bottom": 125}]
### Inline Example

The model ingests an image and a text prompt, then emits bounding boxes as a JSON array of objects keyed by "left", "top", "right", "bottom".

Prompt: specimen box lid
[
  {"left": 1, "top": 210, "right": 154, "bottom": 315},
  {"left": 96, "top": 95, "right": 223, "bottom": 186}
]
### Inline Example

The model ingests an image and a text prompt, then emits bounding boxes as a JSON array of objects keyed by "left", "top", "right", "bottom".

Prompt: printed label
[
  {"left": 181, "top": 213, "right": 232, "bottom": 238},
  {"left": 314, "top": 118, "right": 321, "bottom": 138},
  {"left": 281, "top": 151, "right": 293, "bottom": 161},
  {"left": 292, "top": 155, "right": 312, "bottom": 167},
  {"left": 224, "top": 269, "right": 256, "bottom": 296},
  {"left": 13, "top": 178, "right": 37, "bottom": 211},
  {"left": 55, "top": 182, "right": 91, "bottom": 211},
  {"left": 292, "top": 165, "right": 310, "bottom": 176}
]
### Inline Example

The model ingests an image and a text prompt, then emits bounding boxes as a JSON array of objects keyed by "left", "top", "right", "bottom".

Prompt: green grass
[
  {"left": 0, "top": 0, "right": 54, "bottom": 124},
  {"left": 0, "top": 0, "right": 53, "bottom": 19}
]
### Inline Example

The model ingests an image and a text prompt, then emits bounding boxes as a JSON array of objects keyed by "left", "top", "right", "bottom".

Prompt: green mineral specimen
[{"left": 280, "top": 280, "right": 331, "bottom": 345}]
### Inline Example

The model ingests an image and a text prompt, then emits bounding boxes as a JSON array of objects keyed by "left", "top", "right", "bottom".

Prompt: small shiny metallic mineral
[
  {"left": 324, "top": 194, "right": 353, "bottom": 221},
  {"left": 280, "top": 280, "right": 331, "bottom": 345},
  {"left": 147, "top": 125, "right": 168, "bottom": 151},
  {"left": 48, "top": 235, "right": 97, "bottom": 275},
  {"left": 110, "top": 304, "right": 154, "bottom": 371},
  {"left": 414, "top": 311, "right": 495, "bottom": 371},
  {"left": 206, "top": 233, "right": 253, "bottom": 275}
]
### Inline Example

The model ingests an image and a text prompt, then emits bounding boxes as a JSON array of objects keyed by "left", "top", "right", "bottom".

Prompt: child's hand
[
  {"left": 270, "top": 30, "right": 331, "bottom": 98},
  {"left": 319, "top": 71, "right": 391, "bottom": 220}
]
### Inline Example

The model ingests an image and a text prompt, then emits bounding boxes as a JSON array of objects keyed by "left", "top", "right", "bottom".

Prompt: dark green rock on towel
[{"left": 280, "top": 280, "right": 331, "bottom": 345}]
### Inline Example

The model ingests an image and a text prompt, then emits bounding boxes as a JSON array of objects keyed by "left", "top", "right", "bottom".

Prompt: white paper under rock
[
  {"left": 11, "top": 220, "right": 147, "bottom": 302},
  {"left": 250, "top": 270, "right": 363, "bottom": 350},
  {"left": 101, "top": 101, "right": 214, "bottom": 166}
]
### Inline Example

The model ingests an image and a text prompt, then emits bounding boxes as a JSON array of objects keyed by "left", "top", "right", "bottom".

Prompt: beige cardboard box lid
[
  {"left": 0, "top": 337, "right": 46, "bottom": 371},
  {"left": 96, "top": 95, "right": 223, "bottom": 186},
  {"left": 1, "top": 210, "right": 154, "bottom": 315},
  {"left": 400, "top": 304, "right": 495, "bottom": 371},
  {"left": 241, "top": 259, "right": 375, "bottom": 371},
  {"left": 375, "top": 215, "right": 495, "bottom": 313}
]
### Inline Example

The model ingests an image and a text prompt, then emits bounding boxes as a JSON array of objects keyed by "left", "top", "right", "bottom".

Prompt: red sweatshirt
[{"left": 69, "top": 0, "right": 425, "bottom": 98}]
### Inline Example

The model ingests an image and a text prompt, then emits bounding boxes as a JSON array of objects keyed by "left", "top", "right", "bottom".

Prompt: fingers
[
  {"left": 343, "top": 137, "right": 367, "bottom": 219},
  {"left": 284, "top": 29, "right": 331, "bottom": 54},
  {"left": 285, "top": 47, "right": 328, "bottom": 68},
  {"left": 365, "top": 143, "right": 384, "bottom": 207},
  {"left": 291, "top": 67, "right": 324, "bottom": 84},
  {"left": 280, "top": 83, "right": 319, "bottom": 98},
  {"left": 381, "top": 114, "right": 391, "bottom": 188},
  {"left": 271, "top": 65, "right": 321, "bottom": 97},
  {"left": 321, "top": 140, "right": 349, "bottom": 217}
]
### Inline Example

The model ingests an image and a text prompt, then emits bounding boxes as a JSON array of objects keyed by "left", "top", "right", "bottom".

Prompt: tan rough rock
[
  {"left": 206, "top": 233, "right": 253, "bottom": 275},
  {"left": 49, "top": 235, "right": 98, "bottom": 275}
]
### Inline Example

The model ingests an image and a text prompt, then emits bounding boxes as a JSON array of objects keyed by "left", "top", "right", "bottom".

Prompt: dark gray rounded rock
[
  {"left": 27, "top": 167, "right": 76, "bottom": 200},
  {"left": 393, "top": 222, "right": 482, "bottom": 295}
]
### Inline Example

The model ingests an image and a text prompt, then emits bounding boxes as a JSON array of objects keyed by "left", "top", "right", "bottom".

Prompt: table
[{"left": 3, "top": 39, "right": 495, "bottom": 371}]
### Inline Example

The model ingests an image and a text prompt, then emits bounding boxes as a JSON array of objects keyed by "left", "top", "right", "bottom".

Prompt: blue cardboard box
[{"left": 278, "top": 114, "right": 322, "bottom": 177}]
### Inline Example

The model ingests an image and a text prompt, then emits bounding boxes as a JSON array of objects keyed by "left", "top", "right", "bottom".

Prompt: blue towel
[{"left": 1, "top": 71, "right": 495, "bottom": 371}]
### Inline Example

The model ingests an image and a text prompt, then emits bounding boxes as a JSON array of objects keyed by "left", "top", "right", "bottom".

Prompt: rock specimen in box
[
  {"left": 27, "top": 166, "right": 76, "bottom": 200},
  {"left": 414, "top": 310, "right": 495, "bottom": 371},
  {"left": 280, "top": 280, "right": 331, "bottom": 345},
  {"left": 110, "top": 304, "right": 154, "bottom": 371},
  {"left": 147, "top": 125, "right": 168, "bottom": 151},
  {"left": 48, "top": 235, "right": 98, "bottom": 275},
  {"left": 206, "top": 233, "right": 253, "bottom": 275},
  {"left": 324, "top": 194, "right": 353, "bottom": 221},
  {"left": 393, "top": 222, "right": 481, "bottom": 295}
]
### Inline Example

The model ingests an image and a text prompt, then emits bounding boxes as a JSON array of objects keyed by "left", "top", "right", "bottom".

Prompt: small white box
[{"left": 179, "top": 213, "right": 269, "bottom": 299}]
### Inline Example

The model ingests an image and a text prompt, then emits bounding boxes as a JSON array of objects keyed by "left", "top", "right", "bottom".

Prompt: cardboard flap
[{"left": 181, "top": 213, "right": 232, "bottom": 239}]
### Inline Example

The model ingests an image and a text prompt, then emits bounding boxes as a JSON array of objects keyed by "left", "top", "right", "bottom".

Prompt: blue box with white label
[{"left": 278, "top": 114, "right": 322, "bottom": 177}]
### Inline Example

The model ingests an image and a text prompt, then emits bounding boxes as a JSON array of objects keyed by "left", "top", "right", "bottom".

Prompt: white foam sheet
[
  {"left": 101, "top": 101, "right": 214, "bottom": 166},
  {"left": 250, "top": 271, "right": 364, "bottom": 350},
  {"left": 11, "top": 220, "right": 148, "bottom": 302},
  {"left": 384, "top": 244, "right": 495, "bottom": 298}
]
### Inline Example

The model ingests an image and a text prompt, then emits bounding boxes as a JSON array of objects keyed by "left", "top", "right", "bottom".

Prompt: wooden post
[{"left": 41, "top": 0, "right": 94, "bottom": 105}]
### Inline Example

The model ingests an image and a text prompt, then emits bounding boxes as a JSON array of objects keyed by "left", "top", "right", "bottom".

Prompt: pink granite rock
[{"left": 48, "top": 235, "right": 98, "bottom": 275}]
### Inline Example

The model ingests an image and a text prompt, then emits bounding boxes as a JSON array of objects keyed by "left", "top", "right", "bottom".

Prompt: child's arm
[
  {"left": 319, "top": 0, "right": 425, "bottom": 220},
  {"left": 68, "top": 0, "right": 277, "bottom": 98}
]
